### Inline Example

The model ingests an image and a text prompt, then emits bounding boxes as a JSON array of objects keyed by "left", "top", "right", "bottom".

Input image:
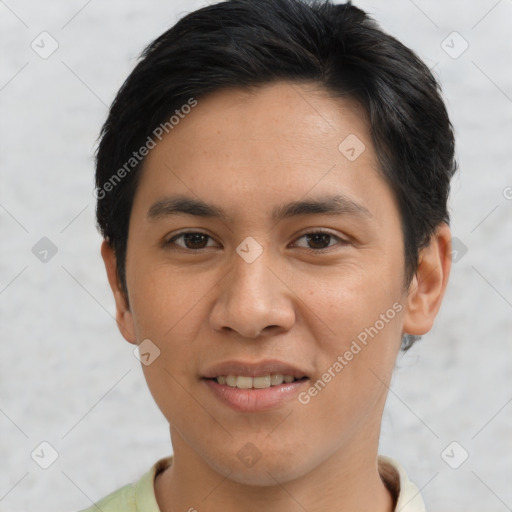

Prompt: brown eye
[
  {"left": 166, "top": 232, "right": 218, "bottom": 250},
  {"left": 182, "top": 233, "right": 209, "bottom": 249},
  {"left": 305, "top": 233, "right": 333, "bottom": 249},
  {"left": 293, "top": 230, "right": 346, "bottom": 251}
]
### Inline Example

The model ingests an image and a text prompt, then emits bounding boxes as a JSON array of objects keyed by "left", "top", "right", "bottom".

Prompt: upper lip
[{"left": 202, "top": 360, "right": 309, "bottom": 379}]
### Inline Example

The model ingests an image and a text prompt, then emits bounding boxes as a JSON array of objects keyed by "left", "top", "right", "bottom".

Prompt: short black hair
[{"left": 95, "top": 0, "right": 457, "bottom": 350}]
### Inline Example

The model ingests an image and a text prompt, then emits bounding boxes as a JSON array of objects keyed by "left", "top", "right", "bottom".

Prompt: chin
[
  {"left": 225, "top": 464, "right": 305, "bottom": 487},
  {"left": 205, "top": 447, "right": 311, "bottom": 487}
]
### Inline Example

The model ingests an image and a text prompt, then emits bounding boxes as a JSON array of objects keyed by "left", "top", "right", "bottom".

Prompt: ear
[
  {"left": 402, "top": 223, "right": 452, "bottom": 336},
  {"left": 101, "top": 240, "right": 137, "bottom": 344}
]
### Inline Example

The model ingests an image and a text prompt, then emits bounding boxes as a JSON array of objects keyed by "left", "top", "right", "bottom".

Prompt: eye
[
  {"left": 165, "top": 231, "right": 219, "bottom": 250},
  {"left": 292, "top": 230, "right": 348, "bottom": 252}
]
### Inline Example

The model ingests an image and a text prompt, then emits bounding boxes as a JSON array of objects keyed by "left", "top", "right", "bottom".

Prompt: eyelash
[{"left": 164, "top": 229, "right": 349, "bottom": 253}]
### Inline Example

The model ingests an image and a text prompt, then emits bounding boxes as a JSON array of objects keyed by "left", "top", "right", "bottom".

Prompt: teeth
[
  {"left": 253, "top": 376, "right": 271, "bottom": 388},
  {"left": 271, "top": 374, "right": 284, "bottom": 385},
  {"left": 216, "top": 374, "right": 300, "bottom": 389},
  {"left": 236, "top": 376, "right": 253, "bottom": 389},
  {"left": 226, "top": 375, "right": 237, "bottom": 387}
]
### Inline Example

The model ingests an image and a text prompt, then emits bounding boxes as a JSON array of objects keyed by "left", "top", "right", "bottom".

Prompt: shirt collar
[{"left": 142, "top": 455, "right": 426, "bottom": 512}]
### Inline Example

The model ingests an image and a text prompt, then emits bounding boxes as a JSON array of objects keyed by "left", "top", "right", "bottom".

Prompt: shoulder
[
  {"left": 77, "top": 482, "right": 137, "bottom": 512},
  {"left": 378, "top": 455, "right": 426, "bottom": 512},
  {"left": 77, "top": 457, "right": 173, "bottom": 512}
]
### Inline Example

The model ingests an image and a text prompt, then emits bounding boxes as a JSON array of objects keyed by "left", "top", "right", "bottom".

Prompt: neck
[{"left": 155, "top": 430, "right": 395, "bottom": 512}]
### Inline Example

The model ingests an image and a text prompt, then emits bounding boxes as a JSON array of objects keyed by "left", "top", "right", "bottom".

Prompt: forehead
[
  {"left": 132, "top": 81, "right": 395, "bottom": 224},
  {"left": 181, "top": 81, "right": 370, "bottom": 150}
]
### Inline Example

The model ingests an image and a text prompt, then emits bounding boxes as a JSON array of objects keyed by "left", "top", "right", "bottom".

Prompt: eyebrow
[{"left": 147, "top": 194, "right": 372, "bottom": 222}]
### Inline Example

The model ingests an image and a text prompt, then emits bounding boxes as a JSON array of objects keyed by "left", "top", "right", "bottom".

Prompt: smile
[{"left": 215, "top": 374, "right": 304, "bottom": 389}]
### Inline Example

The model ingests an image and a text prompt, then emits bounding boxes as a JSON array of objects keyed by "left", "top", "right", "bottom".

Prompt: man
[{"left": 84, "top": 1, "right": 456, "bottom": 510}]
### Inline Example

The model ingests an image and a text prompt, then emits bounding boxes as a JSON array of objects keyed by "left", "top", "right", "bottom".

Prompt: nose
[{"left": 209, "top": 248, "right": 296, "bottom": 339}]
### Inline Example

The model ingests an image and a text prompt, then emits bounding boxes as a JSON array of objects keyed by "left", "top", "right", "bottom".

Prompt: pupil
[
  {"left": 185, "top": 233, "right": 207, "bottom": 248},
  {"left": 307, "top": 233, "right": 330, "bottom": 249}
]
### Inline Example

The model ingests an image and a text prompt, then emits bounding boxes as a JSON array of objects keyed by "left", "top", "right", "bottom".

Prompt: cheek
[
  {"left": 128, "top": 262, "right": 216, "bottom": 402},
  {"left": 300, "top": 258, "right": 404, "bottom": 338},
  {"left": 128, "top": 259, "right": 211, "bottom": 342},
  {"left": 298, "top": 264, "right": 404, "bottom": 412}
]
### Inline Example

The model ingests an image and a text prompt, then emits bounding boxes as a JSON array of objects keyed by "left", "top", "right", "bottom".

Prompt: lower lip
[{"left": 203, "top": 378, "right": 309, "bottom": 412}]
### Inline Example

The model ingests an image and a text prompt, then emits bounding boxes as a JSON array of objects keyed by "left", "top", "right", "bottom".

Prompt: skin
[{"left": 102, "top": 81, "right": 452, "bottom": 512}]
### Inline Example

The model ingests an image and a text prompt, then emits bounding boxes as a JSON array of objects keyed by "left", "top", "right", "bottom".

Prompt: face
[{"left": 103, "top": 81, "right": 451, "bottom": 486}]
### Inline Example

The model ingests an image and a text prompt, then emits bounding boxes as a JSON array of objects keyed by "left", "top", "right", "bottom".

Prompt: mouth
[
  {"left": 210, "top": 374, "right": 308, "bottom": 389},
  {"left": 202, "top": 360, "right": 310, "bottom": 411}
]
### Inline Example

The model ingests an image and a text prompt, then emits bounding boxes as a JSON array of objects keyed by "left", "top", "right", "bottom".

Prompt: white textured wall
[{"left": 1, "top": 1, "right": 511, "bottom": 511}]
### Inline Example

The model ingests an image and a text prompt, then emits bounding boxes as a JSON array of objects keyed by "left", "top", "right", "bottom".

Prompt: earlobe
[
  {"left": 402, "top": 223, "right": 452, "bottom": 336},
  {"left": 100, "top": 240, "right": 137, "bottom": 344}
]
